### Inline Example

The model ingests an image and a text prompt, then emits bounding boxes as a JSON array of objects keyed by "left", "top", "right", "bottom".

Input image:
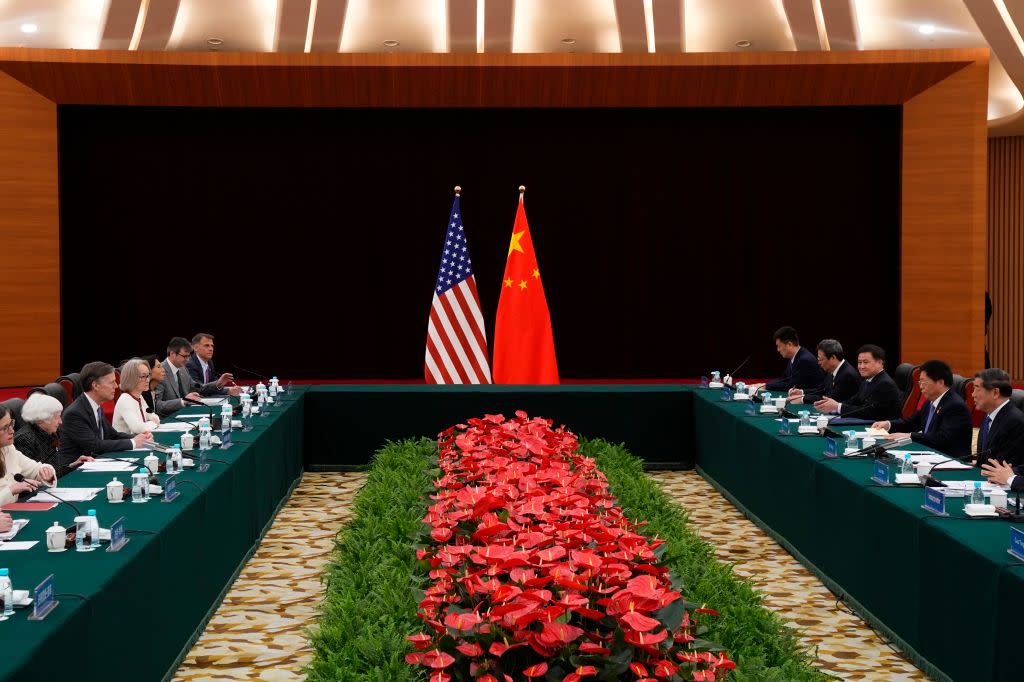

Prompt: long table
[
  {"left": 0, "top": 387, "right": 306, "bottom": 682},
  {"left": 692, "top": 388, "right": 1024, "bottom": 682}
]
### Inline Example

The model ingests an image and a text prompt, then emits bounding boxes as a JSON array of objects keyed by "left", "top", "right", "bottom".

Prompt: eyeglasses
[
  {"left": 174, "top": 351, "right": 192, "bottom": 358},
  {"left": 0, "top": 422, "right": 14, "bottom": 433},
  {"left": 139, "top": 374, "right": 151, "bottom": 380}
]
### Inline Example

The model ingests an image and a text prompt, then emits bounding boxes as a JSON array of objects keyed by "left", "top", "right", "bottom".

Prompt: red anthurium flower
[
  {"left": 695, "top": 607, "right": 720, "bottom": 616},
  {"left": 538, "top": 621, "right": 585, "bottom": 647},
  {"left": 430, "top": 527, "right": 453, "bottom": 542},
  {"left": 444, "top": 610, "right": 482, "bottom": 631},
  {"left": 405, "top": 653, "right": 424, "bottom": 665},
  {"left": 421, "top": 649, "right": 455, "bottom": 669},
  {"left": 653, "top": 660, "right": 678, "bottom": 677},
  {"left": 535, "top": 545, "right": 567, "bottom": 562},
  {"left": 629, "top": 662, "right": 650, "bottom": 676},
  {"left": 428, "top": 673, "right": 451, "bottom": 682},
  {"left": 563, "top": 666, "right": 598, "bottom": 682},
  {"left": 522, "top": 662, "right": 549, "bottom": 677},
  {"left": 713, "top": 653, "right": 737, "bottom": 670},
  {"left": 578, "top": 642, "right": 611, "bottom": 655},
  {"left": 625, "top": 575, "right": 665, "bottom": 600},
  {"left": 620, "top": 611, "right": 661, "bottom": 632},
  {"left": 406, "top": 633, "right": 433, "bottom": 650},
  {"left": 488, "top": 641, "right": 526, "bottom": 657},
  {"left": 455, "top": 642, "right": 483, "bottom": 656},
  {"left": 491, "top": 584, "right": 522, "bottom": 604},
  {"left": 570, "top": 550, "right": 603, "bottom": 569}
]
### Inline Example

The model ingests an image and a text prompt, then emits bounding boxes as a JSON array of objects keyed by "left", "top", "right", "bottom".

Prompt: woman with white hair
[
  {"left": 1, "top": 403, "right": 58, "bottom": 505},
  {"left": 112, "top": 357, "right": 161, "bottom": 434},
  {"left": 15, "top": 392, "right": 93, "bottom": 478}
]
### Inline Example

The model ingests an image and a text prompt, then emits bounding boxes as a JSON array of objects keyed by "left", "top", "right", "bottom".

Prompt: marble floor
[{"left": 173, "top": 469, "right": 929, "bottom": 681}]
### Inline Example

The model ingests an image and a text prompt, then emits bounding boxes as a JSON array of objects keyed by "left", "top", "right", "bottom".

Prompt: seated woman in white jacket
[
  {"left": 0, "top": 404, "right": 57, "bottom": 506},
  {"left": 112, "top": 357, "right": 161, "bottom": 435}
]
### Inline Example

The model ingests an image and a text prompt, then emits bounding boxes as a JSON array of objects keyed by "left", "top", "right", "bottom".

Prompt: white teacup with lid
[
  {"left": 106, "top": 477, "right": 124, "bottom": 503},
  {"left": 46, "top": 522, "right": 66, "bottom": 552}
]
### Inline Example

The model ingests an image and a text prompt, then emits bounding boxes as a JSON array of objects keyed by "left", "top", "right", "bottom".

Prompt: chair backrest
[
  {"left": 901, "top": 366, "right": 923, "bottom": 419},
  {"left": 0, "top": 397, "right": 25, "bottom": 431},
  {"left": 893, "top": 362, "right": 915, "bottom": 394},
  {"left": 1011, "top": 389, "right": 1024, "bottom": 412},
  {"left": 57, "top": 373, "right": 83, "bottom": 399},
  {"left": 43, "top": 382, "right": 68, "bottom": 407},
  {"left": 955, "top": 374, "right": 981, "bottom": 425}
]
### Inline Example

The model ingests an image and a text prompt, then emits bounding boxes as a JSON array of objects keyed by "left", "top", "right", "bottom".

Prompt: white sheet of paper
[
  {"left": 153, "top": 422, "right": 194, "bottom": 433},
  {"left": 29, "top": 487, "right": 102, "bottom": 503},
  {"left": 200, "top": 397, "right": 226, "bottom": 406},
  {"left": 0, "top": 518, "right": 28, "bottom": 541},
  {"left": 888, "top": 451, "right": 973, "bottom": 470},
  {"left": 77, "top": 460, "right": 139, "bottom": 473},
  {"left": 0, "top": 541, "right": 38, "bottom": 551}
]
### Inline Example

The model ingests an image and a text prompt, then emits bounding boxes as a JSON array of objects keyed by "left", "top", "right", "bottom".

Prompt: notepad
[
  {"left": 0, "top": 541, "right": 38, "bottom": 551},
  {"left": 1, "top": 502, "right": 56, "bottom": 512},
  {"left": 29, "top": 488, "right": 102, "bottom": 503},
  {"left": 78, "top": 460, "right": 139, "bottom": 473}
]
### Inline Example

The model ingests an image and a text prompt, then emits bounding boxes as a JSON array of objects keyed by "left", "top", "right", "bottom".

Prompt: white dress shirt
[{"left": 112, "top": 392, "right": 160, "bottom": 434}]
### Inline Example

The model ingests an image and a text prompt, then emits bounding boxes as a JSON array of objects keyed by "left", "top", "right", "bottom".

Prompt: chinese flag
[{"left": 493, "top": 191, "right": 559, "bottom": 384}]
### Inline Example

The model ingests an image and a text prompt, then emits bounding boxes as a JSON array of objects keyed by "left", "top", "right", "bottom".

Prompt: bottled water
[
  {"left": 971, "top": 481, "right": 985, "bottom": 505},
  {"left": 799, "top": 411, "right": 810, "bottom": 427},
  {"left": 131, "top": 470, "right": 147, "bottom": 503},
  {"left": 0, "top": 568, "right": 12, "bottom": 620},
  {"left": 87, "top": 509, "right": 99, "bottom": 549},
  {"left": 199, "top": 426, "right": 211, "bottom": 451},
  {"left": 902, "top": 454, "right": 915, "bottom": 474}
]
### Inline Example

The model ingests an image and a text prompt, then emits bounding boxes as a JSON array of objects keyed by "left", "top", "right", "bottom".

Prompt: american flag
[{"left": 425, "top": 194, "right": 492, "bottom": 384}]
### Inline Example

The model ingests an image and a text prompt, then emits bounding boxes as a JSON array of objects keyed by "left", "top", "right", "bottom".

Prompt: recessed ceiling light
[
  {"left": 735, "top": 40, "right": 752, "bottom": 48},
  {"left": 561, "top": 38, "right": 576, "bottom": 45},
  {"left": 207, "top": 38, "right": 224, "bottom": 46},
  {"left": 918, "top": 24, "right": 936, "bottom": 35},
  {"left": 20, "top": 23, "right": 38, "bottom": 34},
  {"left": 383, "top": 40, "right": 400, "bottom": 47}
]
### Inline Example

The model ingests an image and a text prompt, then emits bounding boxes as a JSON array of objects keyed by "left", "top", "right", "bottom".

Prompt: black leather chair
[
  {"left": 1011, "top": 389, "right": 1024, "bottom": 412},
  {"left": 57, "top": 373, "right": 83, "bottom": 399},
  {"left": 43, "top": 382, "right": 68, "bottom": 407},
  {"left": 893, "top": 362, "right": 915, "bottom": 399},
  {"left": 1, "top": 397, "right": 25, "bottom": 430}
]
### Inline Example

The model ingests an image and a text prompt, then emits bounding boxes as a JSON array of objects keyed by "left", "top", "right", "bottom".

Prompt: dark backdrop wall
[{"left": 57, "top": 105, "right": 901, "bottom": 380}]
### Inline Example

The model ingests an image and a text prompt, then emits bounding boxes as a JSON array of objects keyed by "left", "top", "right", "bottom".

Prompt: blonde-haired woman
[{"left": 112, "top": 358, "right": 162, "bottom": 434}]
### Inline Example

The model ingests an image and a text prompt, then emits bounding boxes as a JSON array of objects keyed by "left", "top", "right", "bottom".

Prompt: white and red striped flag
[{"left": 424, "top": 189, "right": 491, "bottom": 384}]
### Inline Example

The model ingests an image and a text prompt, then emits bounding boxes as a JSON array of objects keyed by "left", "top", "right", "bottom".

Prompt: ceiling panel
[
  {"left": 0, "top": 0, "right": 108, "bottom": 50},
  {"left": 340, "top": 0, "right": 446, "bottom": 53},
  {"left": 167, "top": 0, "right": 277, "bottom": 52},
  {"left": 856, "top": 0, "right": 985, "bottom": 50},
  {"left": 686, "top": 0, "right": 795, "bottom": 52},
  {"left": 512, "top": 0, "right": 620, "bottom": 53}
]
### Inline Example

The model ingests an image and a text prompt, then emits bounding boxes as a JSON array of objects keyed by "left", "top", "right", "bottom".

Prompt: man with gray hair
[
  {"left": 972, "top": 368, "right": 1024, "bottom": 468},
  {"left": 788, "top": 339, "right": 861, "bottom": 405}
]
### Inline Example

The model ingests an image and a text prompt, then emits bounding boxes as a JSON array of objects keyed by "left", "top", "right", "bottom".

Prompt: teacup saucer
[
  {"left": 108, "top": 500, "right": 124, "bottom": 504},
  {"left": 47, "top": 547, "right": 66, "bottom": 553}
]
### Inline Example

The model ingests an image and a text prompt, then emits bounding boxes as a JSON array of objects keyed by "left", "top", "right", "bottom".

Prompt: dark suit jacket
[
  {"left": 802, "top": 359, "right": 861, "bottom": 404},
  {"left": 765, "top": 346, "right": 825, "bottom": 392},
  {"left": 975, "top": 402, "right": 1024, "bottom": 467},
  {"left": 186, "top": 354, "right": 226, "bottom": 394},
  {"left": 837, "top": 370, "right": 902, "bottom": 421},
  {"left": 57, "top": 393, "right": 133, "bottom": 467},
  {"left": 889, "top": 389, "right": 972, "bottom": 459},
  {"left": 153, "top": 359, "right": 221, "bottom": 416},
  {"left": 1009, "top": 466, "right": 1024, "bottom": 492}
]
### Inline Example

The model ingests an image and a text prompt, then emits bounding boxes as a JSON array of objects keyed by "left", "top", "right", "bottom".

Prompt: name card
[
  {"left": 220, "top": 424, "right": 233, "bottom": 450},
  {"left": 162, "top": 474, "right": 180, "bottom": 503},
  {"left": 922, "top": 487, "right": 947, "bottom": 516},
  {"left": 107, "top": 516, "right": 128, "bottom": 552},
  {"left": 744, "top": 401, "right": 756, "bottom": 416},
  {"left": 196, "top": 448, "right": 209, "bottom": 473},
  {"left": 720, "top": 387, "right": 733, "bottom": 402},
  {"left": 822, "top": 437, "right": 838, "bottom": 458},
  {"left": 700, "top": 376, "right": 709, "bottom": 388},
  {"left": 28, "top": 574, "right": 58, "bottom": 621},
  {"left": 1010, "top": 527, "right": 1024, "bottom": 562},
  {"left": 871, "top": 459, "right": 891, "bottom": 486},
  {"left": 778, "top": 419, "right": 791, "bottom": 437}
]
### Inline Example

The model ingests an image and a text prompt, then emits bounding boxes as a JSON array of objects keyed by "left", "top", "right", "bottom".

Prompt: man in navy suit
[
  {"left": 186, "top": 332, "right": 240, "bottom": 397},
  {"left": 972, "top": 368, "right": 1024, "bottom": 467},
  {"left": 750, "top": 326, "right": 825, "bottom": 394},
  {"left": 788, "top": 338, "right": 861, "bottom": 404},
  {"left": 815, "top": 344, "right": 902, "bottom": 421},
  {"left": 57, "top": 361, "right": 152, "bottom": 470},
  {"left": 981, "top": 460, "right": 1024, "bottom": 491},
  {"left": 873, "top": 359, "right": 972, "bottom": 459}
]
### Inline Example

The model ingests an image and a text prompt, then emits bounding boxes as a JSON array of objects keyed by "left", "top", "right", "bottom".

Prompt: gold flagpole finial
[
  {"left": 454, "top": 185, "right": 461, "bottom": 196},
  {"left": 518, "top": 185, "right": 526, "bottom": 194}
]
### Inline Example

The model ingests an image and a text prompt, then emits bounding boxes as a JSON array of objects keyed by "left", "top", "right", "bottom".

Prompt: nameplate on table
[
  {"left": 107, "top": 516, "right": 128, "bottom": 552},
  {"left": 921, "top": 487, "right": 947, "bottom": 516},
  {"left": 871, "top": 459, "right": 891, "bottom": 486},
  {"left": 196, "top": 447, "right": 209, "bottom": 473},
  {"left": 1010, "top": 527, "right": 1024, "bottom": 562},
  {"left": 744, "top": 401, "right": 756, "bottom": 416},
  {"left": 28, "top": 574, "right": 58, "bottom": 621},
  {"left": 777, "top": 419, "right": 791, "bottom": 437},
  {"left": 700, "top": 376, "right": 709, "bottom": 388},
  {"left": 162, "top": 474, "right": 180, "bottom": 503},
  {"left": 720, "top": 386, "right": 733, "bottom": 402},
  {"left": 823, "top": 437, "right": 838, "bottom": 458}
]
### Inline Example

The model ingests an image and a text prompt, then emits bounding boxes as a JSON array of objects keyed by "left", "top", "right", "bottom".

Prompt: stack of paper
[
  {"left": 29, "top": 487, "right": 102, "bottom": 503},
  {"left": 153, "top": 422, "right": 194, "bottom": 433},
  {"left": 78, "top": 460, "right": 139, "bottom": 473}
]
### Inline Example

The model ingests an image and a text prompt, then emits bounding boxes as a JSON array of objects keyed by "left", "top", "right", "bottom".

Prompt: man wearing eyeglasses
[{"left": 154, "top": 337, "right": 224, "bottom": 416}]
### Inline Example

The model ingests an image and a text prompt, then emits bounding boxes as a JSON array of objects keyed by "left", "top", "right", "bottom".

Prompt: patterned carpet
[{"left": 173, "top": 469, "right": 929, "bottom": 681}]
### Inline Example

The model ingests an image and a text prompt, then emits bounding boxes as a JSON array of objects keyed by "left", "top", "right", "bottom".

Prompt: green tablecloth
[
  {"left": 692, "top": 388, "right": 1024, "bottom": 682},
  {"left": 0, "top": 387, "right": 306, "bottom": 682},
  {"left": 303, "top": 384, "right": 695, "bottom": 469}
]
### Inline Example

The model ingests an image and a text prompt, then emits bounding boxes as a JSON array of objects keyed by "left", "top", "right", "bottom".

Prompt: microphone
[
  {"left": 98, "top": 457, "right": 160, "bottom": 485},
  {"left": 182, "top": 398, "right": 222, "bottom": 430},
  {"left": 230, "top": 363, "right": 268, "bottom": 381},
  {"left": 842, "top": 436, "right": 912, "bottom": 460},
  {"left": 722, "top": 356, "right": 751, "bottom": 386},
  {"left": 14, "top": 473, "right": 81, "bottom": 515},
  {"left": 918, "top": 452, "right": 984, "bottom": 487}
]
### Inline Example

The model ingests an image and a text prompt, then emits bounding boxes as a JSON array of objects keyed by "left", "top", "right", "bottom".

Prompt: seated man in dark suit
[
  {"left": 154, "top": 337, "right": 223, "bottom": 416},
  {"left": 57, "top": 361, "right": 152, "bottom": 470},
  {"left": 749, "top": 326, "right": 825, "bottom": 394},
  {"left": 971, "top": 368, "right": 1024, "bottom": 467},
  {"left": 186, "top": 332, "right": 240, "bottom": 397},
  {"left": 872, "top": 359, "right": 972, "bottom": 459},
  {"left": 981, "top": 459, "right": 1024, "bottom": 491},
  {"left": 788, "top": 338, "right": 861, "bottom": 405},
  {"left": 814, "top": 344, "right": 902, "bottom": 421}
]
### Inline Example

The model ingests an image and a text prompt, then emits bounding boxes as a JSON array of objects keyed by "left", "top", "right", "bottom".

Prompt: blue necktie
[
  {"left": 96, "top": 406, "right": 105, "bottom": 437},
  {"left": 922, "top": 402, "right": 935, "bottom": 433},
  {"left": 978, "top": 415, "right": 992, "bottom": 452}
]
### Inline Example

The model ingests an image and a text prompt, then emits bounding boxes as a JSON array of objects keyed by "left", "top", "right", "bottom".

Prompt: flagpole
[
  {"left": 454, "top": 185, "right": 461, "bottom": 196},
  {"left": 519, "top": 185, "right": 525, "bottom": 195}
]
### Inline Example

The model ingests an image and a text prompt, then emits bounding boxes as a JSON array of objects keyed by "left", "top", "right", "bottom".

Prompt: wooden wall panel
[
  {"left": 901, "top": 59, "right": 989, "bottom": 374},
  {"left": 988, "top": 136, "right": 1024, "bottom": 378},
  {"left": 0, "top": 71, "right": 59, "bottom": 387}
]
